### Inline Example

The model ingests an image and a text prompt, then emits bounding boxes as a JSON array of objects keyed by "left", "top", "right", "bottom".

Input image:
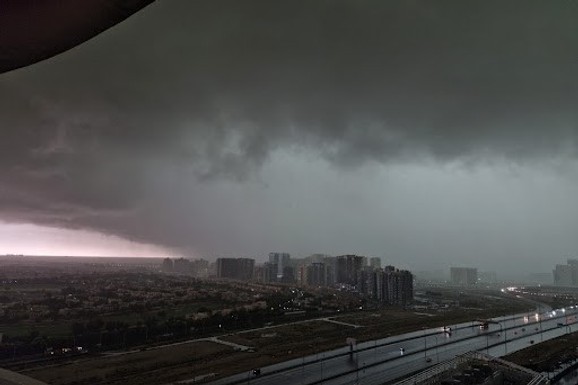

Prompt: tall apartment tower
[
  {"left": 217, "top": 258, "right": 255, "bottom": 281},
  {"left": 306, "top": 262, "right": 327, "bottom": 287},
  {"left": 450, "top": 267, "right": 478, "bottom": 286},
  {"left": 336, "top": 255, "right": 364, "bottom": 286},
  {"left": 269, "top": 252, "right": 290, "bottom": 279},
  {"left": 369, "top": 257, "right": 382, "bottom": 269}
]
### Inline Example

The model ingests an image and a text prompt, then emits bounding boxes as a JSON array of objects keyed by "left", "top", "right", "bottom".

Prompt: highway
[{"left": 201, "top": 307, "right": 578, "bottom": 385}]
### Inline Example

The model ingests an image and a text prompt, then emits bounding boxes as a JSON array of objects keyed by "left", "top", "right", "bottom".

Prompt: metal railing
[{"left": 392, "top": 351, "right": 549, "bottom": 385}]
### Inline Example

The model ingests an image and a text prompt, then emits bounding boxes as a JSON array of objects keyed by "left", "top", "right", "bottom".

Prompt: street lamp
[
  {"left": 301, "top": 355, "right": 306, "bottom": 385},
  {"left": 485, "top": 323, "right": 506, "bottom": 355},
  {"left": 530, "top": 311, "right": 544, "bottom": 343},
  {"left": 429, "top": 334, "right": 440, "bottom": 363},
  {"left": 423, "top": 328, "right": 427, "bottom": 360},
  {"left": 423, "top": 328, "right": 441, "bottom": 363},
  {"left": 500, "top": 323, "right": 507, "bottom": 355},
  {"left": 320, "top": 353, "right": 324, "bottom": 384}
]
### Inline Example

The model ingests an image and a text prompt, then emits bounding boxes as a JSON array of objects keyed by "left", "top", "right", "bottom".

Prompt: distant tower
[
  {"left": 369, "top": 257, "right": 381, "bottom": 269},
  {"left": 161, "top": 258, "right": 173, "bottom": 273},
  {"left": 269, "top": 252, "right": 290, "bottom": 279},
  {"left": 217, "top": 258, "right": 255, "bottom": 281},
  {"left": 335, "top": 255, "right": 364, "bottom": 286},
  {"left": 306, "top": 263, "right": 326, "bottom": 287},
  {"left": 450, "top": 267, "right": 478, "bottom": 286}
]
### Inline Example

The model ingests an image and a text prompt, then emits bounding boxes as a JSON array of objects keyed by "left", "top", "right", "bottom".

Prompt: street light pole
[
  {"left": 320, "top": 353, "right": 323, "bottom": 384},
  {"left": 423, "top": 328, "right": 428, "bottom": 360},
  {"left": 432, "top": 335, "right": 439, "bottom": 363},
  {"left": 301, "top": 356, "right": 305, "bottom": 385},
  {"left": 535, "top": 306, "right": 545, "bottom": 343},
  {"left": 499, "top": 323, "right": 507, "bottom": 355}
]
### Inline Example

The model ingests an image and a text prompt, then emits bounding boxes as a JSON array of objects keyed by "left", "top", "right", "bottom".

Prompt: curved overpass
[{"left": 203, "top": 307, "right": 576, "bottom": 385}]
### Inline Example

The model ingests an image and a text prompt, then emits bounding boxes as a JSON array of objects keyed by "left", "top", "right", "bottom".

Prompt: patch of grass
[
  {"left": 1, "top": 321, "right": 72, "bottom": 338},
  {"left": 23, "top": 341, "right": 233, "bottom": 385}
]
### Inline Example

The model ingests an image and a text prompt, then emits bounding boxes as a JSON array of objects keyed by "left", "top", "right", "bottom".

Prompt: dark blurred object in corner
[{"left": 0, "top": 0, "right": 155, "bottom": 74}]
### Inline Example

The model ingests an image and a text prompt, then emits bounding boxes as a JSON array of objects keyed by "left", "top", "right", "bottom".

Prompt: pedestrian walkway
[
  {"left": 207, "top": 337, "right": 252, "bottom": 351},
  {"left": 322, "top": 318, "right": 363, "bottom": 328}
]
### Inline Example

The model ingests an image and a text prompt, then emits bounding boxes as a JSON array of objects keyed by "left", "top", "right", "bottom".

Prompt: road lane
[{"left": 202, "top": 307, "right": 575, "bottom": 385}]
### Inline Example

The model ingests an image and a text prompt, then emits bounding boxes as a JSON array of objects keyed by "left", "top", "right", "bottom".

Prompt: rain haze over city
[
  {"left": 1, "top": 1, "right": 578, "bottom": 276},
  {"left": 2, "top": 2, "right": 578, "bottom": 385}
]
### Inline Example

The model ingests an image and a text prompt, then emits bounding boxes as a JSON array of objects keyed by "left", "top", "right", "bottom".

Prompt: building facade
[
  {"left": 450, "top": 267, "right": 478, "bottom": 286},
  {"left": 369, "top": 257, "right": 382, "bottom": 269},
  {"left": 336, "top": 255, "right": 364, "bottom": 286},
  {"left": 269, "top": 252, "right": 291, "bottom": 279},
  {"left": 216, "top": 258, "right": 255, "bottom": 281},
  {"left": 553, "top": 259, "right": 578, "bottom": 286},
  {"left": 306, "top": 262, "right": 327, "bottom": 287}
]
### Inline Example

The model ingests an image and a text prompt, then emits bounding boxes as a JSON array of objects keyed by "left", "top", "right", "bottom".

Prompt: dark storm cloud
[{"left": 1, "top": 0, "right": 578, "bottom": 251}]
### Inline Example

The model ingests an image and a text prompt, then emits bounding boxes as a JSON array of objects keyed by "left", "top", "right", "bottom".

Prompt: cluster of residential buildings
[
  {"left": 450, "top": 267, "right": 478, "bottom": 286},
  {"left": 162, "top": 253, "right": 414, "bottom": 305},
  {"left": 448, "top": 267, "right": 501, "bottom": 286},
  {"left": 161, "top": 257, "right": 209, "bottom": 277},
  {"left": 553, "top": 258, "right": 578, "bottom": 286}
]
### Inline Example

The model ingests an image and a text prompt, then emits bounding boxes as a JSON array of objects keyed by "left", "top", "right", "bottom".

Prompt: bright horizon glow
[{"left": 0, "top": 222, "right": 174, "bottom": 257}]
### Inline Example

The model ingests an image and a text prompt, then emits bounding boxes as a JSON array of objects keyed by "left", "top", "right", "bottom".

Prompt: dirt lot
[
  {"left": 222, "top": 320, "right": 351, "bottom": 357},
  {"left": 505, "top": 330, "right": 578, "bottom": 373},
  {"left": 21, "top": 341, "right": 240, "bottom": 385},
  {"left": 21, "top": 313, "right": 446, "bottom": 385}
]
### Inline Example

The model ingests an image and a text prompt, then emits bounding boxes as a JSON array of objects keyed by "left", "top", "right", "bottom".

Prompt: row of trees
[
  {"left": 0, "top": 290, "right": 303, "bottom": 360},
  {"left": 1, "top": 288, "right": 369, "bottom": 361}
]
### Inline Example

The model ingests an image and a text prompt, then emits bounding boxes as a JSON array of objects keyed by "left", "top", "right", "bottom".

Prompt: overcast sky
[{"left": 1, "top": 1, "right": 578, "bottom": 275}]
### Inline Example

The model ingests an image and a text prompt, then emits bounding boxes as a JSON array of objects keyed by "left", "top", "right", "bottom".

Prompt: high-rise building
[
  {"left": 216, "top": 258, "right": 255, "bottom": 281},
  {"left": 450, "top": 267, "right": 478, "bottom": 286},
  {"left": 336, "top": 255, "right": 364, "bottom": 286},
  {"left": 269, "top": 252, "right": 291, "bottom": 279},
  {"left": 254, "top": 262, "right": 278, "bottom": 283},
  {"left": 161, "top": 258, "right": 209, "bottom": 277},
  {"left": 265, "top": 262, "right": 278, "bottom": 282},
  {"left": 356, "top": 267, "right": 371, "bottom": 295},
  {"left": 191, "top": 259, "right": 209, "bottom": 278},
  {"left": 392, "top": 269, "right": 414, "bottom": 305},
  {"left": 366, "top": 266, "right": 414, "bottom": 305},
  {"left": 323, "top": 256, "right": 337, "bottom": 286},
  {"left": 553, "top": 259, "right": 578, "bottom": 286},
  {"left": 306, "top": 263, "right": 326, "bottom": 287},
  {"left": 161, "top": 258, "right": 173, "bottom": 273},
  {"left": 254, "top": 265, "right": 265, "bottom": 283},
  {"left": 282, "top": 266, "right": 295, "bottom": 283},
  {"left": 297, "top": 264, "right": 307, "bottom": 286},
  {"left": 369, "top": 257, "right": 381, "bottom": 269},
  {"left": 174, "top": 258, "right": 192, "bottom": 274},
  {"left": 208, "top": 261, "right": 217, "bottom": 277},
  {"left": 554, "top": 264, "right": 573, "bottom": 286}
]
